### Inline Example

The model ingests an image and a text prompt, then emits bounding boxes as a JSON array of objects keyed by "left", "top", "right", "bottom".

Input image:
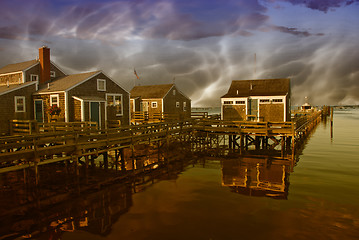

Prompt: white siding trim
[
  {"left": 0, "top": 71, "right": 22, "bottom": 76},
  {"left": 128, "top": 95, "right": 131, "bottom": 124},
  {"left": 34, "top": 91, "right": 65, "bottom": 95},
  {"left": 161, "top": 99, "right": 164, "bottom": 113},
  {"left": 64, "top": 91, "right": 69, "bottom": 122},
  {"left": 73, "top": 96, "right": 84, "bottom": 121},
  {"left": 0, "top": 81, "right": 37, "bottom": 96}
]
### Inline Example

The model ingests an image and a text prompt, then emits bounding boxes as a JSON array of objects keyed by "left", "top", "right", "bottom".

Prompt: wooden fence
[{"left": 9, "top": 120, "right": 98, "bottom": 135}]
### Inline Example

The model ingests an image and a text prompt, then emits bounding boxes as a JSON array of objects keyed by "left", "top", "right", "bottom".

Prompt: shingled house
[
  {"left": 221, "top": 79, "right": 291, "bottom": 122},
  {"left": 130, "top": 83, "right": 191, "bottom": 122},
  {"left": 0, "top": 47, "right": 130, "bottom": 134}
]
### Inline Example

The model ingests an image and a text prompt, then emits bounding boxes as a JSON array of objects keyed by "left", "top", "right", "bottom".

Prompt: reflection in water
[
  {"left": 0, "top": 183, "right": 132, "bottom": 239},
  {"left": 0, "top": 159, "right": 188, "bottom": 239},
  {"left": 222, "top": 157, "right": 291, "bottom": 199}
]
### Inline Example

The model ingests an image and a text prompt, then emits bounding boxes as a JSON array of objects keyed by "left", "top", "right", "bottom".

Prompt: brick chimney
[{"left": 39, "top": 46, "right": 50, "bottom": 84}]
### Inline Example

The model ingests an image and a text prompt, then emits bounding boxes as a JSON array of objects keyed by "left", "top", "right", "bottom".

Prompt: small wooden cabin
[
  {"left": 130, "top": 84, "right": 191, "bottom": 122},
  {"left": 221, "top": 79, "right": 291, "bottom": 122},
  {"left": 33, "top": 70, "right": 130, "bottom": 129}
]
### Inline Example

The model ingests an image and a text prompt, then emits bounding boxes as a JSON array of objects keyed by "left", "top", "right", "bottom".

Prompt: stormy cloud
[{"left": 0, "top": 0, "right": 358, "bottom": 106}]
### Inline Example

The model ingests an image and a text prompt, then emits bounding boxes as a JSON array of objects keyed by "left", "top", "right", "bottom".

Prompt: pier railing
[{"left": 1, "top": 110, "right": 323, "bottom": 173}]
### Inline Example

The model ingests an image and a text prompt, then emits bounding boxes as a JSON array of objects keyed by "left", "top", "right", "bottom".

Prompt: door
[
  {"left": 248, "top": 98, "right": 258, "bottom": 120},
  {"left": 34, "top": 100, "right": 44, "bottom": 122},
  {"left": 90, "top": 102, "right": 100, "bottom": 127},
  {"left": 142, "top": 101, "right": 149, "bottom": 112}
]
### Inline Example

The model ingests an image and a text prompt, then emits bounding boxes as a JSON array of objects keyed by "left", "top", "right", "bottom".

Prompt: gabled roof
[
  {"left": 36, "top": 70, "right": 101, "bottom": 93},
  {"left": 0, "top": 81, "right": 37, "bottom": 96},
  {"left": 221, "top": 79, "right": 290, "bottom": 98},
  {"left": 130, "top": 84, "right": 174, "bottom": 99},
  {"left": 0, "top": 60, "right": 39, "bottom": 75}
]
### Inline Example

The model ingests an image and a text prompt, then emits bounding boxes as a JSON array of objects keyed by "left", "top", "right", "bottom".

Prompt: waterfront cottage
[
  {"left": 0, "top": 46, "right": 130, "bottom": 134},
  {"left": 221, "top": 79, "right": 291, "bottom": 122},
  {"left": 130, "top": 84, "right": 191, "bottom": 122}
]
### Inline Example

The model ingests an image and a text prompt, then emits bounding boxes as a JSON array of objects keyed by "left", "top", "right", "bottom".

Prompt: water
[{"left": 1, "top": 109, "right": 359, "bottom": 239}]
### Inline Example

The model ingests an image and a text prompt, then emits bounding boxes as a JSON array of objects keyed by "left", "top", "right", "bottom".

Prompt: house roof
[
  {"left": 36, "top": 70, "right": 101, "bottom": 93},
  {"left": 0, "top": 81, "right": 37, "bottom": 96},
  {"left": 0, "top": 60, "right": 39, "bottom": 74},
  {"left": 221, "top": 79, "right": 290, "bottom": 98},
  {"left": 130, "top": 84, "right": 174, "bottom": 99}
]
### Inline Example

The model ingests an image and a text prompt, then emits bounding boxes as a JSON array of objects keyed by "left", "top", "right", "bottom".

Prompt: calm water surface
[
  {"left": 2, "top": 109, "right": 359, "bottom": 240},
  {"left": 59, "top": 109, "right": 359, "bottom": 240}
]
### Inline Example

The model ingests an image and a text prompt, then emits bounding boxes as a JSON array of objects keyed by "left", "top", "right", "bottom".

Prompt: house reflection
[
  {"left": 222, "top": 157, "right": 292, "bottom": 199},
  {"left": 0, "top": 183, "right": 133, "bottom": 239}
]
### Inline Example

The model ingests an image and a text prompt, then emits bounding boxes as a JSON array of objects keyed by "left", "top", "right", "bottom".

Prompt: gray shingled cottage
[
  {"left": 0, "top": 47, "right": 130, "bottom": 135},
  {"left": 130, "top": 83, "right": 191, "bottom": 122},
  {"left": 221, "top": 79, "right": 291, "bottom": 122}
]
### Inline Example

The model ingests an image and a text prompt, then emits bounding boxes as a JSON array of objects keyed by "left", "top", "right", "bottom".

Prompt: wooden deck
[{"left": 0, "top": 110, "right": 324, "bottom": 177}]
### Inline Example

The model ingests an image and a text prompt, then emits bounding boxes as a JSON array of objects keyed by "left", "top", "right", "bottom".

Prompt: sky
[{"left": 0, "top": 0, "right": 358, "bottom": 107}]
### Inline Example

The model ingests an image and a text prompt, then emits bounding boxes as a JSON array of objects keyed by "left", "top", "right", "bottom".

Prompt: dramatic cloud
[
  {"left": 0, "top": 0, "right": 358, "bottom": 106},
  {"left": 266, "top": 0, "right": 359, "bottom": 12}
]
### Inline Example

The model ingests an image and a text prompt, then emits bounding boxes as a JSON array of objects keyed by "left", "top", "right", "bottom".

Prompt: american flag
[{"left": 134, "top": 69, "right": 140, "bottom": 79}]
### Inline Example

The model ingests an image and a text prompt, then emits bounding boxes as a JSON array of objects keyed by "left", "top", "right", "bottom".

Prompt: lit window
[
  {"left": 15, "top": 96, "right": 25, "bottom": 112},
  {"left": 176, "top": 102, "right": 180, "bottom": 108},
  {"left": 97, "top": 79, "right": 106, "bottom": 91},
  {"left": 236, "top": 101, "right": 245, "bottom": 104},
  {"left": 50, "top": 94, "right": 59, "bottom": 107},
  {"left": 50, "top": 71, "right": 56, "bottom": 77},
  {"left": 107, "top": 94, "right": 122, "bottom": 115},
  {"left": 30, "top": 74, "right": 38, "bottom": 82},
  {"left": 223, "top": 101, "right": 233, "bottom": 104},
  {"left": 152, "top": 102, "right": 157, "bottom": 108}
]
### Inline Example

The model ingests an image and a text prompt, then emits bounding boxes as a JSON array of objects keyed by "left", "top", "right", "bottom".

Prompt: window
[
  {"left": 236, "top": 101, "right": 245, "bottom": 104},
  {"left": 272, "top": 99, "right": 283, "bottom": 103},
  {"left": 97, "top": 79, "right": 106, "bottom": 91},
  {"left": 107, "top": 94, "right": 123, "bottom": 115},
  {"left": 50, "top": 71, "right": 56, "bottom": 77},
  {"left": 223, "top": 101, "right": 233, "bottom": 105},
  {"left": 15, "top": 96, "right": 25, "bottom": 112},
  {"left": 30, "top": 74, "right": 38, "bottom": 82},
  {"left": 183, "top": 102, "right": 187, "bottom": 111},
  {"left": 50, "top": 94, "right": 59, "bottom": 107},
  {"left": 176, "top": 102, "right": 180, "bottom": 108},
  {"left": 260, "top": 99, "right": 270, "bottom": 103},
  {"left": 152, "top": 102, "right": 157, "bottom": 108},
  {"left": 173, "top": 90, "right": 176, "bottom": 95}
]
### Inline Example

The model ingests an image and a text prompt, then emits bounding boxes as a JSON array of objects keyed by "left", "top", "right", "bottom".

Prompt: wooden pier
[{"left": 0, "top": 110, "right": 325, "bottom": 190}]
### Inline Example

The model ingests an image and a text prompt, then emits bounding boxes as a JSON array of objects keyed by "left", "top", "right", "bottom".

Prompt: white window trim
[
  {"left": 106, "top": 93, "right": 123, "bottom": 116},
  {"left": 50, "top": 71, "right": 56, "bottom": 77},
  {"left": 15, "top": 96, "right": 26, "bottom": 112},
  {"left": 30, "top": 74, "right": 39, "bottom": 82},
  {"left": 50, "top": 94, "right": 59, "bottom": 106},
  {"left": 152, "top": 102, "right": 157, "bottom": 108},
  {"left": 173, "top": 90, "right": 176, "bottom": 95},
  {"left": 272, "top": 98, "right": 283, "bottom": 103},
  {"left": 176, "top": 101, "right": 180, "bottom": 108},
  {"left": 97, "top": 79, "right": 106, "bottom": 91},
  {"left": 183, "top": 101, "right": 187, "bottom": 111}
]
